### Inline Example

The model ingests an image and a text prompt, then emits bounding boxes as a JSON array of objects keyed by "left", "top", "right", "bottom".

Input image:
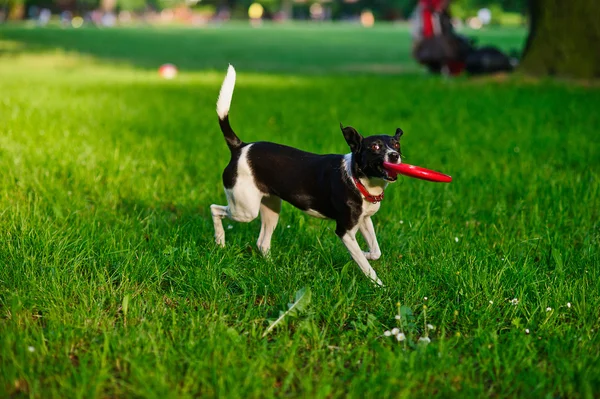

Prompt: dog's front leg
[
  {"left": 338, "top": 226, "right": 383, "bottom": 286},
  {"left": 359, "top": 217, "right": 381, "bottom": 260}
]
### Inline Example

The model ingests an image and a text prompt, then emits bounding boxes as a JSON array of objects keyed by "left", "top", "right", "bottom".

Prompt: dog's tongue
[{"left": 383, "top": 162, "right": 452, "bottom": 183}]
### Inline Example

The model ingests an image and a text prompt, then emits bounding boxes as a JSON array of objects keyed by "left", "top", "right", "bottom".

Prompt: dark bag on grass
[{"left": 465, "top": 46, "right": 516, "bottom": 75}]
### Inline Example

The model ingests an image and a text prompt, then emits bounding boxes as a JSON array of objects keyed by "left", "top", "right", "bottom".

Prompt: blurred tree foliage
[
  {"left": 117, "top": 0, "right": 146, "bottom": 11},
  {"left": 454, "top": 0, "right": 525, "bottom": 13},
  {"left": 13, "top": 0, "right": 528, "bottom": 17}
]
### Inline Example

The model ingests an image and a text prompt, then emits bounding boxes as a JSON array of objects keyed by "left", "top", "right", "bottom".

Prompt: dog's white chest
[{"left": 361, "top": 201, "right": 381, "bottom": 218}]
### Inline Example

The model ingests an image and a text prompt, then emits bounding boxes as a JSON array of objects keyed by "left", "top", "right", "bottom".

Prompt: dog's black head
[{"left": 341, "top": 124, "right": 403, "bottom": 182}]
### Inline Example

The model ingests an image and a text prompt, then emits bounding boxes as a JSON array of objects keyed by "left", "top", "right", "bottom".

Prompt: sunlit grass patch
[{"left": 0, "top": 38, "right": 25, "bottom": 51}]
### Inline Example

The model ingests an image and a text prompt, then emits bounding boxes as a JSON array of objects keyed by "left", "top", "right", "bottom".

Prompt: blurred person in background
[
  {"left": 411, "top": 0, "right": 515, "bottom": 76},
  {"left": 411, "top": 0, "right": 470, "bottom": 75}
]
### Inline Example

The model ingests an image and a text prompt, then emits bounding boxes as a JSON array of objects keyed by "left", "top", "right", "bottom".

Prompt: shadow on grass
[{"left": 0, "top": 24, "right": 417, "bottom": 74}]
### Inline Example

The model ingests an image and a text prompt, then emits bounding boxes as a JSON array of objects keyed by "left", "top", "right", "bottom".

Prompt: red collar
[{"left": 353, "top": 177, "right": 384, "bottom": 204}]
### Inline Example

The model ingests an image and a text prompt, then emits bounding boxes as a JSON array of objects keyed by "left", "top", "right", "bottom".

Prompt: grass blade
[{"left": 262, "top": 287, "right": 311, "bottom": 338}]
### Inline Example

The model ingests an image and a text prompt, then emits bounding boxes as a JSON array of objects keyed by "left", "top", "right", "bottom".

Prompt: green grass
[
  {"left": 1, "top": 23, "right": 599, "bottom": 398},
  {"left": 0, "top": 22, "right": 526, "bottom": 73}
]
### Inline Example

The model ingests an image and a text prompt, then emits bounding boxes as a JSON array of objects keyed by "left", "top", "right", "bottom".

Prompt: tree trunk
[{"left": 520, "top": 0, "right": 600, "bottom": 79}]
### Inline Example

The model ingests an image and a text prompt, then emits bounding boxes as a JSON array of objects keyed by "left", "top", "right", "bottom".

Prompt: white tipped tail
[
  {"left": 216, "top": 65, "right": 243, "bottom": 150},
  {"left": 217, "top": 64, "right": 236, "bottom": 120}
]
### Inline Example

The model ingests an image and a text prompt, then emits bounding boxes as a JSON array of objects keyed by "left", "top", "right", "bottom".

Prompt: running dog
[{"left": 210, "top": 65, "right": 403, "bottom": 286}]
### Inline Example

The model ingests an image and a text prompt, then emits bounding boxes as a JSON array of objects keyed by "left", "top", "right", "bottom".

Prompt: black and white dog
[{"left": 210, "top": 65, "right": 403, "bottom": 286}]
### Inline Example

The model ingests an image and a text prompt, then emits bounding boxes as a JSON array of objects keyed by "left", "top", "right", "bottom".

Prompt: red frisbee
[{"left": 383, "top": 161, "right": 452, "bottom": 183}]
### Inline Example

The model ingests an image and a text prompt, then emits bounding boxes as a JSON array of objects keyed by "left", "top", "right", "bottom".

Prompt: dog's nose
[{"left": 388, "top": 152, "right": 400, "bottom": 163}]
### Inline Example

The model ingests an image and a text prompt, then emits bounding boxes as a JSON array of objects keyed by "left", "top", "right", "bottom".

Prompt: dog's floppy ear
[
  {"left": 340, "top": 123, "right": 363, "bottom": 153},
  {"left": 395, "top": 128, "right": 404, "bottom": 140}
]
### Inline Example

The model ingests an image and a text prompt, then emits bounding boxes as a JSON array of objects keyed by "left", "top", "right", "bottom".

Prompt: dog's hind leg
[
  {"left": 257, "top": 196, "right": 281, "bottom": 256},
  {"left": 211, "top": 179, "right": 263, "bottom": 248},
  {"left": 337, "top": 225, "right": 383, "bottom": 286},
  {"left": 359, "top": 217, "right": 381, "bottom": 260},
  {"left": 210, "top": 204, "right": 229, "bottom": 247}
]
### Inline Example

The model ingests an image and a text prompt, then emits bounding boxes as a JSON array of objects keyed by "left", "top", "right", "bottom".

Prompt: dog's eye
[
  {"left": 394, "top": 142, "right": 400, "bottom": 149},
  {"left": 371, "top": 144, "right": 380, "bottom": 151}
]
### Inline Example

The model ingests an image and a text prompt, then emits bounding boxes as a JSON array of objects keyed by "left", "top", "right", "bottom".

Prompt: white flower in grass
[
  {"left": 567, "top": 302, "right": 571, "bottom": 308},
  {"left": 286, "top": 225, "right": 291, "bottom": 228},
  {"left": 489, "top": 300, "right": 494, "bottom": 305},
  {"left": 546, "top": 307, "right": 552, "bottom": 312},
  {"left": 391, "top": 328, "right": 400, "bottom": 336},
  {"left": 28, "top": 346, "right": 35, "bottom": 352},
  {"left": 525, "top": 329, "right": 530, "bottom": 334},
  {"left": 427, "top": 324, "right": 435, "bottom": 331},
  {"left": 418, "top": 336, "right": 431, "bottom": 345},
  {"left": 510, "top": 298, "right": 519, "bottom": 306},
  {"left": 424, "top": 296, "right": 428, "bottom": 301},
  {"left": 384, "top": 330, "right": 392, "bottom": 337},
  {"left": 227, "top": 224, "right": 233, "bottom": 230},
  {"left": 396, "top": 332, "right": 406, "bottom": 341},
  {"left": 400, "top": 220, "right": 404, "bottom": 224},
  {"left": 395, "top": 315, "right": 401, "bottom": 320},
  {"left": 454, "top": 237, "right": 459, "bottom": 242}
]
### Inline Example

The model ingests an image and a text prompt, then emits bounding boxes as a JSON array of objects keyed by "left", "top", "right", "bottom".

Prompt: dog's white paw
[
  {"left": 363, "top": 251, "right": 381, "bottom": 260},
  {"left": 215, "top": 236, "right": 225, "bottom": 248},
  {"left": 366, "top": 273, "right": 384, "bottom": 287},
  {"left": 258, "top": 246, "right": 271, "bottom": 258}
]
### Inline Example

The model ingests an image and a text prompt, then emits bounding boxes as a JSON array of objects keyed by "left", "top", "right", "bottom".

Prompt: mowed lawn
[{"left": 1, "top": 23, "right": 599, "bottom": 398}]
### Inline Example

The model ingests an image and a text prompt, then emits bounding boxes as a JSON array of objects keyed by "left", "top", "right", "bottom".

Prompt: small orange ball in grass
[{"left": 159, "top": 64, "right": 178, "bottom": 79}]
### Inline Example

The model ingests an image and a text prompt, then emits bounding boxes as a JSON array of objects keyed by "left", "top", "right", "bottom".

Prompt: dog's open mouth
[{"left": 381, "top": 165, "right": 398, "bottom": 182}]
